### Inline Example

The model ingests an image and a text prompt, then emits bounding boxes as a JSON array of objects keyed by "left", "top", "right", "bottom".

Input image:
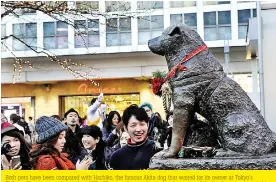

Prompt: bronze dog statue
[{"left": 148, "top": 24, "right": 276, "bottom": 158}]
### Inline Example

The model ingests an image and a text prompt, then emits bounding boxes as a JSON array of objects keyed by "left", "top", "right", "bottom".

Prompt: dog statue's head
[{"left": 148, "top": 24, "right": 204, "bottom": 60}]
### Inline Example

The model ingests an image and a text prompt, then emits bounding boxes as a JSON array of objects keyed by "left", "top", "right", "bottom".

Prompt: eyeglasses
[{"left": 145, "top": 110, "right": 151, "bottom": 112}]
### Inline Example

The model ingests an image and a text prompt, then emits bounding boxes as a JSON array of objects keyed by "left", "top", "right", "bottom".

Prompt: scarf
[{"left": 51, "top": 153, "right": 75, "bottom": 170}]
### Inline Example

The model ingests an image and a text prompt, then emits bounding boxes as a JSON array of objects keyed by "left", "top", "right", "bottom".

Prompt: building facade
[
  {"left": 246, "top": 2, "right": 276, "bottom": 132},
  {"left": 1, "top": 1, "right": 259, "bottom": 122}
]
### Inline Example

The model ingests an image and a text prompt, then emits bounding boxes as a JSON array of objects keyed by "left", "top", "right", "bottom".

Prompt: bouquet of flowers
[{"left": 151, "top": 70, "right": 167, "bottom": 97}]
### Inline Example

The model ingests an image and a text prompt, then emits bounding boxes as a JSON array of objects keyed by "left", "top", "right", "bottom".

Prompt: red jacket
[{"left": 34, "top": 153, "right": 75, "bottom": 170}]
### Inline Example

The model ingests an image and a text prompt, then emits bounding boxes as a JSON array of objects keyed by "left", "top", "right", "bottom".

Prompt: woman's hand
[
  {"left": 112, "top": 128, "right": 116, "bottom": 135},
  {"left": 1, "top": 155, "right": 11, "bottom": 170},
  {"left": 112, "top": 128, "right": 120, "bottom": 137},
  {"left": 76, "top": 158, "right": 91, "bottom": 170}
]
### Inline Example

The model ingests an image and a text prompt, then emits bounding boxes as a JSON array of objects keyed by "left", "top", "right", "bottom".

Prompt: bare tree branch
[{"left": 1, "top": 1, "right": 159, "bottom": 84}]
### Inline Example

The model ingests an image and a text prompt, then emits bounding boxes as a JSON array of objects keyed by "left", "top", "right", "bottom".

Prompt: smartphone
[
  {"left": 81, "top": 155, "right": 92, "bottom": 163},
  {"left": 11, "top": 155, "right": 21, "bottom": 169},
  {"left": 82, "top": 155, "right": 89, "bottom": 162}
]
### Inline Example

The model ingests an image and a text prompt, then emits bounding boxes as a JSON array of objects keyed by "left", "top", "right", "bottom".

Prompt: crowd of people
[{"left": 1, "top": 93, "right": 174, "bottom": 170}]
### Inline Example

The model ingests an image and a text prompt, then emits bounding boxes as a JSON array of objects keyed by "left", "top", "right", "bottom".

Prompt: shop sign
[
  {"left": 77, "top": 83, "right": 122, "bottom": 94},
  {"left": 1, "top": 97, "right": 31, "bottom": 104}
]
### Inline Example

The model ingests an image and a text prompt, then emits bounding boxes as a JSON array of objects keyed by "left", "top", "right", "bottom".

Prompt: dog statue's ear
[{"left": 168, "top": 26, "right": 181, "bottom": 36}]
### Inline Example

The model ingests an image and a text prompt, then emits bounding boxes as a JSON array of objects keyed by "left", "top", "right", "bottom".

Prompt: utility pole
[
  {"left": 224, "top": 39, "right": 230, "bottom": 76},
  {"left": 257, "top": 1, "right": 265, "bottom": 118}
]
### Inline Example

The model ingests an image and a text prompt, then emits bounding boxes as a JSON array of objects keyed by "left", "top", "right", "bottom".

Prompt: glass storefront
[
  {"left": 60, "top": 94, "right": 140, "bottom": 118},
  {"left": 1, "top": 97, "right": 35, "bottom": 121}
]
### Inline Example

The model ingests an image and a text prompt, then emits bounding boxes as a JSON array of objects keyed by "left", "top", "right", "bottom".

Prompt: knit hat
[
  {"left": 1, "top": 122, "right": 19, "bottom": 135},
  {"left": 35, "top": 116, "right": 68, "bottom": 144},
  {"left": 64, "top": 108, "right": 80, "bottom": 118}
]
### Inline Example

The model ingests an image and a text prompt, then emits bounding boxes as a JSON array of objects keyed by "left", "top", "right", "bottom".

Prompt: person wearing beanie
[
  {"left": 109, "top": 104, "right": 162, "bottom": 170},
  {"left": 29, "top": 116, "right": 90, "bottom": 170},
  {"left": 86, "top": 93, "right": 108, "bottom": 129},
  {"left": 1, "top": 122, "right": 31, "bottom": 170},
  {"left": 75, "top": 125, "right": 106, "bottom": 170}
]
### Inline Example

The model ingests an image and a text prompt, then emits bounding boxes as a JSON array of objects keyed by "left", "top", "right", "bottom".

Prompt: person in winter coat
[
  {"left": 105, "top": 121, "right": 125, "bottom": 147},
  {"left": 29, "top": 116, "right": 90, "bottom": 170},
  {"left": 105, "top": 129, "right": 130, "bottom": 169},
  {"left": 76, "top": 125, "right": 106, "bottom": 170},
  {"left": 102, "top": 111, "right": 121, "bottom": 143},
  {"left": 86, "top": 93, "right": 108, "bottom": 129},
  {"left": 139, "top": 102, "right": 165, "bottom": 141},
  {"left": 109, "top": 104, "right": 162, "bottom": 170},
  {"left": 64, "top": 108, "right": 82, "bottom": 143},
  {"left": 1, "top": 122, "right": 31, "bottom": 170}
]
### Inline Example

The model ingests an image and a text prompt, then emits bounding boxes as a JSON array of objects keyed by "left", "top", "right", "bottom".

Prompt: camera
[{"left": 1, "top": 143, "right": 11, "bottom": 154}]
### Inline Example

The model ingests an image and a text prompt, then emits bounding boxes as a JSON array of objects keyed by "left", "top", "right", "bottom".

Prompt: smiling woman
[{"left": 76, "top": 125, "right": 106, "bottom": 170}]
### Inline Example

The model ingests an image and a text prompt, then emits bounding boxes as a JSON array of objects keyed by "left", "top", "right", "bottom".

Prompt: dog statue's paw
[
  {"left": 152, "top": 149, "right": 177, "bottom": 160},
  {"left": 152, "top": 150, "right": 167, "bottom": 160},
  {"left": 163, "top": 151, "right": 177, "bottom": 158}
]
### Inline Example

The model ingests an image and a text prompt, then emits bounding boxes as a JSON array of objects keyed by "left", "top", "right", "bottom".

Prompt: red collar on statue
[
  {"left": 163, "top": 44, "right": 208, "bottom": 83},
  {"left": 151, "top": 44, "right": 208, "bottom": 96}
]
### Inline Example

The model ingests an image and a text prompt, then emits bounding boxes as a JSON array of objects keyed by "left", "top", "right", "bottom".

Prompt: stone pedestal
[{"left": 149, "top": 154, "right": 276, "bottom": 170}]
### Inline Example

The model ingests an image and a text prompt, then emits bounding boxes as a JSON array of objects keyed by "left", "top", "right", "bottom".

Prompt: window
[
  {"left": 137, "top": 1, "right": 163, "bottom": 10},
  {"left": 1, "top": 24, "right": 6, "bottom": 52},
  {"left": 106, "top": 1, "right": 131, "bottom": 12},
  {"left": 238, "top": 1, "right": 255, "bottom": 3},
  {"left": 238, "top": 9, "right": 256, "bottom": 39},
  {"left": 43, "top": 21, "right": 68, "bottom": 49},
  {"left": 170, "top": 13, "right": 197, "bottom": 30},
  {"left": 13, "top": 23, "right": 37, "bottom": 51},
  {"left": 106, "top": 17, "right": 131, "bottom": 46},
  {"left": 204, "top": 1, "right": 230, "bottom": 5},
  {"left": 170, "top": 1, "right": 196, "bottom": 8},
  {"left": 75, "top": 20, "right": 100, "bottom": 48},
  {"left": 204, "top": 11, "right": 231, "bottom": 41},
  {"left": 76, "top": 1, "right": 99, "bottom": 13},
  {"left": 138, "top": 15, "right": 164, "bottom": 45},
  {"left": 253, "top": 9, "right": 257, "bottom": 17}
]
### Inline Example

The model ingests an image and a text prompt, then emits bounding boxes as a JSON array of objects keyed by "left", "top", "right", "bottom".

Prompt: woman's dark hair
[
  {"left": 29, "top": 134, "right": 60, "bottom": 167},
  {"left": 1, "top": 130, "right": 31, "bottom": 170},
  {"left": 81, "top": 125, "right": 102, "bottom": 139},
  {"left": 104, "top": 111, "right": 121, "bottom": 133},
  {"left": 122, "top": 104, "right": 149, "bottom": 127},
  {"left": 51, "top": 115, "right": 61, "bottom": 121},
  {"left": 10, "top": 114, "right": 20, "bottom": 124},
  {"left": 63, "top": 128, "right": 82, "bottom": 157},
  {"left": 81, "top": 125, "right": 105, "bottom": 169},
  {"left": 155, "top": 112, "right": 162, "bottom": 119}
]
